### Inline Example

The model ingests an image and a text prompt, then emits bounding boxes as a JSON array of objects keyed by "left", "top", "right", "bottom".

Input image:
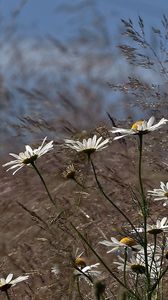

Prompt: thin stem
[
  {"left": 89, "top": 157, "right": 143, "bottom": 244},
  {"left": 145, "top": 40, "right": 168, "bottom": 79},
  {"left": 71, "top": 223, "right": 140, "bottom": 300},
  {"left": 72, "top": 178, "right": 85, "bottom": 188},
  {"left": 150, "top": 234, "right": 157, "bottom": 275},
  {"left": 124, "top": 248, "right": 128, "bottom": 287},
  {"left": 138, "top": 135, "right": 147, "bottom": 214},
  {"left": 74, "top": 266, "right": 93, "bottom": 284},
  {"left": 135, "top": 274, "right": 139, "bottom": 296},
  {"left": 31, "top": 162, "right": 56, "bottom": 208},
  {"left": 138, "top": 134, "right": 150, "bottom": 297},
  {"left": 149, "top": 266, "right": 168, "bottom": 296},
  {"left": 5, "top": 291, "right": 10, "bottom": 300},
  {"left": 68, "top": 275, "right": 75, "bottom": 300},
  {"left": 159, "top": 234, "right": 166, "bottom": 278},
  {"left": 76, "top": 278, "right": 85, "bottom": 300},
  {"left": 76, "top": 157, "right": 90, "bottom": 206},
  {"left": 130, "top": 24, "right": 168, "bottom": 79}
]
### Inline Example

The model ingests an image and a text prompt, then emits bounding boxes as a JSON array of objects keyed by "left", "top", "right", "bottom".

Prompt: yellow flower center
[
  {"left": 164, "top": 192, "right": 168, "bottom": 197},
  {"left": 75, "top": 257, "right": 87, "bottom": 268},
  {"left": 120, "top": 237, "right": 137, "bottom": 247},
  {"left": 131, "top": 120, "right": 143, "bottom": 131}
]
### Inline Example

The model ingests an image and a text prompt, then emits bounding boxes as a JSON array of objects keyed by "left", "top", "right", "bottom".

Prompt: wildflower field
[
  {"left": 1, "top": 115, "right": 168, "bottom": 299},
  {"left": 1, "top": 3, "right": 168, "bottom": 299}
]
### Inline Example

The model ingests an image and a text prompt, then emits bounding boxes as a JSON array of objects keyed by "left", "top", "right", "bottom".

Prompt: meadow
[{"left": 1, "top": 9, "right": 168, "bottom": 299}]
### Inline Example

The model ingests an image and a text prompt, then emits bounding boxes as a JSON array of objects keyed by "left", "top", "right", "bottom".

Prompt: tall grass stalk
[
  {"left": 137, "top": 134, "right": 150, "bottom": 298},
  {"left": 89, "top": 156, "right": 143, "bottom": 244},
  {"left": 31, "top": 161, "right": 56, "bottom": 208},
  {"left": 5, "top": 291, "right": 10, "bottom": 300}
]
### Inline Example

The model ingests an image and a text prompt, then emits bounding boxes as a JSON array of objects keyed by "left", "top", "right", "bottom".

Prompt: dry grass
[
  {"left": 0, "top": 8, "right": 168, "bottom": 299},
  {"left": 0, "top": 123, "right": 168, "bottom": 299}
]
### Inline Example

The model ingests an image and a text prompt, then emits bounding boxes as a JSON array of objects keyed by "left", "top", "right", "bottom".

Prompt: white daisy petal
[
  {"left": 148, "top": 182, "right": 168, "bottom": 206},
  {"left": 10, "top": 275, "right": 29, "bottom": 286},
  {"left": 65, "top": 135, "right": 109, "bottom": 153},
  {"left": 99, "top": 236, "right": 140, "bottom": 257},
  {"left": 6, "top": 274, "right": 13, "bottom": 284},
  {"left": 111, "top": 117, "right": 168, "bottom": 140},
  {"left": 0, "top": 273, "right": 28, "bottom": 291},
  {"left": 147, "top": 116, "right": 155, "bottom": 127},
  {"left": 9, "top": 153, "right": 20, "bottom": 159},
  {"left": 74, "top": 263, "right": 101, "bottom": 278},
  {"left": 3, "top": 137, "right": 53, "bottom": 175},
  {"left": 113, "top": 134, "right": 132, "bottom": 140}
]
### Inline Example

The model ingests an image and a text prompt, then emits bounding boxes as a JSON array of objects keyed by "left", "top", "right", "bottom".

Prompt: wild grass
[{"left": 1, "top": 13, "right": 168, "bottom": 300}]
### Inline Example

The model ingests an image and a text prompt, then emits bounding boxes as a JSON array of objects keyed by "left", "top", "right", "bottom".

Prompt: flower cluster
[
  {"left": 2, "top": 115, "right": 168, "bottom": 298},
  {"left": 100, "top": 234, "right": 164, "bottom": 280},
  {"left": 114, "top": 246, "right": 161, "bottom": 278}
]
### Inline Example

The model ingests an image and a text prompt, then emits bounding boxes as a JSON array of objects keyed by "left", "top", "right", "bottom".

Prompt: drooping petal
[
  {"left": 6, "top": 273, "right": 13, "bottom": 284},
  {"left": 147, "top": 116, "right": 155, "bottom": 127},
  {"left": 10, "top": 275, "right": 29, "bottom": 286}
]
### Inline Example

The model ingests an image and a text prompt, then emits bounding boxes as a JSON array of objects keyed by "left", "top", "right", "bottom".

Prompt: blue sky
[
  {"left": 1, "top": 0, "right": 168, "bottom": 41},
  {"left": 1, "top": 0, "right": 168, "bottom": 152}
]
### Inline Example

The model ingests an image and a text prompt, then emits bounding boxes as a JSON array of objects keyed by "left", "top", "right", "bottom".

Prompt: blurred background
[{"left": 1, "top": 0, "right": 168, "bottom": 155}]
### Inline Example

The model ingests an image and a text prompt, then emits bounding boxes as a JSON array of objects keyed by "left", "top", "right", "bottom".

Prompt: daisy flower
[
  {"left": 99, "top": 236, "right": 141, "bottom": 257},
  {"left": 62, "top": 164, "right": 76, "bottom": 179},
  {"left": 110, "top": 117, "right": 168, "bottom": 140},
  {"left": 0, "top": 273, "right": 29, "bottom": 291},
  {"left": 114, "top": 249, "right": 161, "bottom": 278},
  {"left": 72, "top": 248, "right": 86, "bottom": 268},
  {"left": 114, "top": 254, "right": 146, "bottom": 275},
  {"left": 3, "top": 137, "right": 53, "bottom": 175},
  {"left": 147, "top": 217, "right": 168, "bottom": 234},
  {"left": 148, "top": 182, "right": 168, "bottom": 206},
  {"left": 65, "top": 135, "right": 109, "bottom": 154},
  {"left": 74, "top": 263, "right": 101, "bottom": 278},
  {"left": 132, "top": 217, "right": 168, "bottom": 235}
]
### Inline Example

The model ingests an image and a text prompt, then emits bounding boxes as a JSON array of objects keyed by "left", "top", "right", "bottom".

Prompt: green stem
[
  {"left": 124, "top": 248, "right": 128, "bottom": 287},
  {"left": 138, "top": 134, "right": 150, "bottom": 297},
  {"left": 138, "top": 134, "right": 147, "bottom": 214},
  {"left": 90, "top": 157, "right": 143, "bottom": 244},
  {"left": 73, "top": 178, "right": 85, "bottom": 188},
  {"left": 76, "top": 278, "right": 85, "bottom": 300},
  {"left": 68, "top": 275, "right": 75, "bottom": 300},
  {"left": 5, "top": 291, "right": 10, "bottom": 300},
  {"left": 31, "top": 162, "right": 56, "bottom": 208},
  {"left": 150, "top": 234, "right": 157, "bottom": 275},
  {"left": 135, "top": 273, "right": 139, "bottom": 295},
  {"left": 75, "top": 266, "right": 93, "bottom": 284},
  {"left": 149, "top": 266, "right": 168, "bottom": 296}
]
